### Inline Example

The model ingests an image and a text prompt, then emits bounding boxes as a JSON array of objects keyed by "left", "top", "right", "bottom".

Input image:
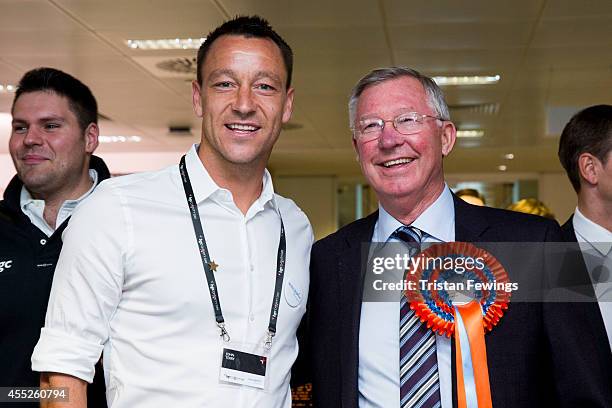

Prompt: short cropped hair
[
  {"left": 558, "top": 105, "right": 612, "bottom": 192},
  {"left": 348, "top": 67, "right": 450, "bottom": 129},
  {"left": 196, "top": 15, "right": 293, "bottom": 89},
  {"left": 12, "top": 67, "right": 98, "bottom": 133}
]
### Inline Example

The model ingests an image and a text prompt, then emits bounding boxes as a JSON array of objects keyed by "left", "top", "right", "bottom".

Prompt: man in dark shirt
[{"left": 0, "top": 67, "right": 108, "bottom": 407}]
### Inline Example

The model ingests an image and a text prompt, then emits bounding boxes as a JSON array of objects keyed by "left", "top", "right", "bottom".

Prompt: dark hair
[
  {"left": 196, "top": 15, "right": 293, "bottom": 89},
  {"left": 558, "top": 105, "right": 612, "bottom": 192},
  {"left": 12, "top": 67, "right": 98, "bottom": 133}
]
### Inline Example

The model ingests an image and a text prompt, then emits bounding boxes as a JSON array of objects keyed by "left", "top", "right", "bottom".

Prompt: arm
[
  {"left": 40, "top": 372, "right": 87, "bottom": 408},
  {"left": 32, "top": 184, "right": 125, "bottom": 393}
]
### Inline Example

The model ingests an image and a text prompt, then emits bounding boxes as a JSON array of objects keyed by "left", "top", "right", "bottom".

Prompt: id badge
[{"left": 219, "top": 343, "right": 270, "bottom": 390}]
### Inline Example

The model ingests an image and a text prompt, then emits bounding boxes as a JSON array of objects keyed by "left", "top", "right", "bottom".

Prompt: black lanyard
[{"left": 179, "top": 155, "right": 286, "bottom": 349}]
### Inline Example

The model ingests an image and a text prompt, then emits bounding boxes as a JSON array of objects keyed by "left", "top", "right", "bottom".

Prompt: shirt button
[
  {"left": 249, "top": 314, "right": 255, "bottom": 322},
  {"left": 40, "top": 239, "right": 47, "bottom": 245},
  {"left": 250, "top": 264, "right": 255, "bottom": 271}
]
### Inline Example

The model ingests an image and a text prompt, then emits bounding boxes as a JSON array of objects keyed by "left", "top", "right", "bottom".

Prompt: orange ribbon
[{"left": 454, "top": 301, "right": 492, "bottom": 408}]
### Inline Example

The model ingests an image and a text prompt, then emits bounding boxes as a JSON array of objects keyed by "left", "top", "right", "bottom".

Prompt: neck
[
  {"left": 30, "top": 173, "right": 94, "bottom": 230},
  {"left": 380, "top": 182, "right": 445, "bottom": 225},
  {"left": 577, "top": 191, "right": 612, "bottom": 233},
  {"left": 197, "top": 148, "right": 266, "bottom": 215}
]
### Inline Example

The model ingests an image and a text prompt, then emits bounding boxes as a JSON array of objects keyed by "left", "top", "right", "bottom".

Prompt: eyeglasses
[{"left": 353, "top": 112, "right": 443, "bottom": 142}]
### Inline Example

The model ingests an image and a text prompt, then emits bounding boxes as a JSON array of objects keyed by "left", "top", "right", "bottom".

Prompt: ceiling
[{"left": 1, "top": 0, "right": 611, "bottom": 178}]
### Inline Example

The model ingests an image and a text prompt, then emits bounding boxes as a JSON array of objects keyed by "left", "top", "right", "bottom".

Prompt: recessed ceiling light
[
  {"left": 99, "top": 135, "right": 142, "bottom": 143},
  {"left": 126, "top": 38, "right": 206, "bottom": 50},
  {"left": 504, "top": 153, "right": 515, "bottom": 160},
  {"left": 0, "top": 84, "right": 17, "bottom": 93},
  {"left": 498, "top": 165, "right": 507, "bottom": 171},
  {"left": 457, "top": 130, "right": 484, "bottom": 138},
  {"left": 432, "top": 75, "right": 500, "bottom": 86}
]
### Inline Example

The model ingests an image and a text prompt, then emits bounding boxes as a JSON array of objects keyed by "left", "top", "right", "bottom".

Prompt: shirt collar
[
  {"left": 20, "top": 169, "right": 99, "bottom": 210},
  {"left": 573, "top": 206, "right": 612, "bottom": 255},
  {"left": 19, "top": 169, "right": 98, "bottom": 235},
  {"left": 376, "top": 184, "right": 455, "bottom": 242},
  {"left": 185, "top": 144, "right": 276, "bottom": 211}
]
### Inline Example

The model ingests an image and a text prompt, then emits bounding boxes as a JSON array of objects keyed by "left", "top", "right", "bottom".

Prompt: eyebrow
[
  {"left": 11, "top": 115, "right": 66, "bottom": 125},
  {"left": 207, "top": 69, "right": 283, "bottom": 86}
]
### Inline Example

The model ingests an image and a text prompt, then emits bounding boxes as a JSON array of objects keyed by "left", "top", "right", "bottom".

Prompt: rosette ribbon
[
  {"left": 454, "top": 301, "right": 492, "bottom": 408},
  {"left": 404, "top": 242, "right": 511, "bottom": 408}
]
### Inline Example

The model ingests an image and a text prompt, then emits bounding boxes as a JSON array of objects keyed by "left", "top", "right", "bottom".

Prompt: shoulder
[
  {"left": 274, "top": 193, "right": 310, "bottom": 227},
  {"left": 72, "top": 165, "right": 178, "bottom": 223},
  {"left": 97, "top": 164, "right": 177, "bottom": 194},
  {"left": 0, "top": 200, "right": 20, "bottom": 231},
  {"left": 273, "top": 194, "right": 314, "bottom": 245},
  {"left": 456, "top": 198, "right": 562, "bottom": 241}
]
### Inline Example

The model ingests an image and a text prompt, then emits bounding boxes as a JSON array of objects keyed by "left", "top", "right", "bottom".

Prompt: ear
[
  {"left": 192, "top": 80, "right": 203, "bottom": 118},
  {"left": 440, "top": 121, "right": 456, "bottom": 157},
  {"left": 84, "top": 123, "right": 99, "bottom": 153},
  {"left": 578, "top": 153, "right": 598, "bottom": 186},
  {"left": 281, "top": 87, "right": 295, "bottom": 124}
]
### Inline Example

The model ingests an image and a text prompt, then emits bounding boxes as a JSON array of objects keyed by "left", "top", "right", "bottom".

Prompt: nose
[
  {"left": 23, "top": 127, "right": 44, "bottom": 146},
  {"left": 232, "top": 85, "right": 256, "bottom": 118},
  {"left": 378, "top": 122, "right": 403, "bottom": 150}
]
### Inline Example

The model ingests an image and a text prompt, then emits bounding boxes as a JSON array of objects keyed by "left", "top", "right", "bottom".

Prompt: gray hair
[{"left": 348, "top": 67, "right": 451, "bottom": 130}]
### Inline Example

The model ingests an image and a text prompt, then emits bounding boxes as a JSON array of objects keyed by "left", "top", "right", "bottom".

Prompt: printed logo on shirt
[
  {"left": 0, "top": 259, "right": 14, "bottom": 273},
  {"left": 284, "top": 279, "right": 304, "bottom": 308}
]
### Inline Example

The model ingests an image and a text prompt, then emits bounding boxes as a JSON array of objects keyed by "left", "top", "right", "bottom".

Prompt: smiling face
[
  {"left": 192, "top": 34, "right": 294, "bottom": 174},
  {"left": 9, "top": 91, "right": 97, "bottom": 199},
  {"left": 352, "top": 76, "right": 456, "bottom": 211}
]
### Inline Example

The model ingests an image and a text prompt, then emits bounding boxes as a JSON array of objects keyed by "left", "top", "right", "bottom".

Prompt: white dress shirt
[
  {"left": 20, "top": 169, "right": 98, "bottom": 236},
  {"left": 32, "top": 145, "right": 314, "bottom": 408},
  {"left": 359, "top": 185, "right": 454, "bottom": 408},
  {"left": 572, "top": 207, "right": 612, "bottom": 347}
]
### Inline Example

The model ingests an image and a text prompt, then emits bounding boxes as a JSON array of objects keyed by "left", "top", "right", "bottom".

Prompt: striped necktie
[{"left": 392, "top": 226, "right": 442, "bottom": 408}]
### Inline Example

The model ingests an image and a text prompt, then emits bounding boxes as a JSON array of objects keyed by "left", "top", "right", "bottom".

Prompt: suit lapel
[{"left": 337, "top": 212, "right": 378, "bottom": 408}]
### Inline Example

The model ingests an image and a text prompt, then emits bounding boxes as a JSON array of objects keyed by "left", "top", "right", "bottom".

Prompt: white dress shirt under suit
[
  {"left": 32, "top": 145, "right": 314, "bottom": 408},
  {"left": 573, "top": 207, "right": 612, "bottom": 347},
  {"left": 358, "top": 185, "right": 455, "bottom": 408}
]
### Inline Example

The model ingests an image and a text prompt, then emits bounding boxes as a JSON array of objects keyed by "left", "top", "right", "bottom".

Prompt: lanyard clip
[
  {"left": 264, "top": 330, "right": 275, "bottom": 350},
  {"left": 218, "top": 322, "right": 230, "bottom": 342}
]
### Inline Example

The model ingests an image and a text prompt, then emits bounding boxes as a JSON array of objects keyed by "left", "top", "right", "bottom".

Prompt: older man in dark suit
[{"left": 305, "top": 67, "right": 611, "bottom": 408}]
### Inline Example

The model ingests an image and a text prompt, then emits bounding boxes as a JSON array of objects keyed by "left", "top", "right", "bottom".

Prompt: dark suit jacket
[
  {"left": 305, "top": 196, "right": 612, "bottom": 408},
  {"left": 561, "top": 215, "right": 578, "bottom": 243}
]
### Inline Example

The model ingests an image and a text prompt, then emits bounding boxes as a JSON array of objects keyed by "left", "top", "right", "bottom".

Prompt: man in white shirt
[
  {"left": 32, "top": 16, "right": 313, "bottom": 408},
  {"left": 0, "top": 67, "right": 109, "bottom": 408},
  {"left": 558, "top": 104, "right": 612, "bottom": 348}
]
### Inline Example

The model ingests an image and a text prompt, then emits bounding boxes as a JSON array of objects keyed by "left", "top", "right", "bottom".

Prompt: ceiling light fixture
[
  {"left": 99, "top": 135, "right": 142, "bottom": 143},
  {"left": 498, "top": 165, "right": 507, "bottom": 171},
  {"left": 457, "top": 130, "right": 484, "bottom": 138},
  {"left": 0, "top": 84, "right": 17, "bottom": 93},
  {"left": 433, "top": 75, "right": 500, "bottom": 86},
  {"left": 126, "top": 38, "right": 206, "bottom": 50},
  {"left": 504, "top": 153, "right": 515, "bottom": 160}
]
